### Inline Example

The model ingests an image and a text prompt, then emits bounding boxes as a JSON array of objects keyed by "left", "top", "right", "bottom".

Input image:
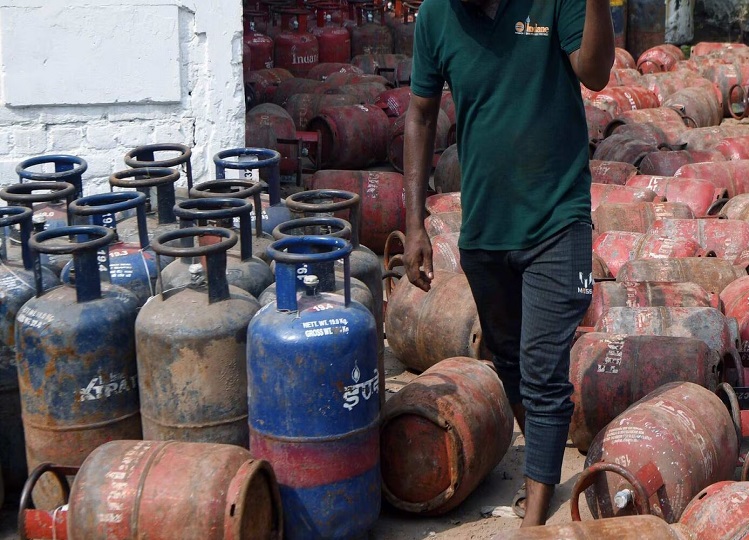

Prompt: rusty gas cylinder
[
  {"left": 573, "top": 382, "right": 740, "bottom": 523},
  {"left": 638, "top": 149, "right": 726, "bottom": 177},
  {"left": 312, "top": 4, "right": 351, "bottom": 64},
  {"left": 569, "top": 333, "right": 722, "bottom": 454},
  {"left": 677, "top": 124, "right": 749, "bottom": 150},
  {"left": 305, "top": 62, "right": 363, "bottom": 81},
  {"left": 500, "top": 515, "right": 690, "bottom": 539},
  {"left": 592, "top": 201, "right": 695, "bottom": 235},
  {"left": 350, "top": 6, "right": 394, "bottom": 57},
  {"left": 617, "top": 257, "right": 749, "bottom": 295},
  {"left": 430, "top": 232, "right": 462, "bottom": 273},
  {"left": 678, "top": 481, "right": 749, "bottom": 539},
  {"left": 385, "top": 271, "right": 488, "bottom": 372},
  {"left": 306, "top": 169, "right": 405, "bottom": 253},
  {"left": 592, "top": 231, "right": 709, "bottom": 277},
  {"left": 245, "top": 67, "right": 294, "bottom": 107},
  {"left": 17, "top": 440, "right": 282, "bottom": 540},
  {"left": 307, "top": 104, "right": 390, "bottom": 169},
  {"left": 335, "top": 82, "right": 390, "bottom": 104},
  {"left": 425, "top": 192, "right": 461, "bottom": 215},
  {"left": 692, "top": 42, "right": 749, "bottom": 56},
  {"left": 273, "top": 9, "right": 319, "bottom": 78},
  {"left": 434, "top": 144, "right": 461, "bottom": 193},
  {"left": 586, "top": 105, "right": 614, "bottom": 144},
  {"left": 592, "top": 134, "right": 659, "bottom": 167},
  {"left": 637, "top": 44, "right": 686, "bottom": 74},
  {"left": 663, "top": 86, "right": 723, "bottom": 127},
  {"left": 588, "top": 86, "right": 660, "bottom": 118},
  {"left": 243, "top": 10, "right": 275, "bottom": 73},
  {"left": 425, "top": 211, "right": 462, "bottom": 237},
  {"left": 719, "top": 193, "right": 749, "bottom": 222},
  {"left": 270, "top": 78, "right": 334, "bottom": 108},
  {"left": 323, "top": 71, "right": 392, "bottom": 88},
  {"left": 283, "top": 93, "right": 358, "bottom": 130},
  {"left": 590, "top": 160, "right": 639, "bottom": 185},
  {"left": 639, "top": 72, "right": 722, "bottom": 107},
  {"left": 647, "top": 218, "right": 749, "bottom": 263},
  {"left": 388, "top": 110, "right": 450, "bottom": 172},
  {"left": 719, "top": 275, "right": 749, "bottom": 353},
  {"left": 603, "top": 121, "right": 673, "bottom": 147},
  {"left": 582, "top": 280, "right": 721, "bottom": 328},
  {"left": 593, "top": 252, "right": 613, "bottom": 279},
  {"left": 613, "top": 47, "right": 637, "bottom": 69},
  {"left": 625, "top": 175, "right": 728, "bottom": 217},
  {"left": 590, "top": 184, "right": 661, "bottom": 212},
  {"left": 245, "top": 104, "right": 298, "bottom": 172},
  {"left": 380, "top": 357, "right": 513, "bottom": 515},
  {"left": 349, "top": 53, "right": 408, "bottom": 84},
  {"left": 713, "top": 134, "right": 749, "bottom": 160},
  {"left": 374, "top": 86, "right": 412, "bottom": 120},
  {"left": 701, "top": 62, "right": 749, "bottom": 117},
  {"left": 675, "top": 160, "right": 749, "bottom": 198}
]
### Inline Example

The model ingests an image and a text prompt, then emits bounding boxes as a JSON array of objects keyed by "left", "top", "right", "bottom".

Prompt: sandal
[{"left": 511, "top": 482, "right": 526, "bottom": 518}]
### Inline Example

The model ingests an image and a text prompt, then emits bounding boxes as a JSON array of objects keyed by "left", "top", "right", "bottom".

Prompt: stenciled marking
[
  {"left": 597, "top": 335, "right": 626, "bottom": 374},
  {"left": 98, "top": 441, "right": 154, "bottom": 524},
  {"left": 17, "top": 306, "right": 55, "bottom": 329},
  {"left": 302, "top": 317, "right": 350, "bottom": 338},
  {"left": 343, "top": 366, "right": 379, "bottom": 410},
  {"left": 79, "top": 373, "right": 138, "bottom": 401}
]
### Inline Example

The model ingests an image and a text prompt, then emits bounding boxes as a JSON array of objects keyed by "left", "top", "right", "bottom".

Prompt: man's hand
[{"left": 404, "top": 227, "right": 434, "bottom": 292}]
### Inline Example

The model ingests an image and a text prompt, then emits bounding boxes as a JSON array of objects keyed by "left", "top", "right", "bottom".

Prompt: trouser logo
[{"left": 578, "top": 272, "right": 593, "bottom": 294}]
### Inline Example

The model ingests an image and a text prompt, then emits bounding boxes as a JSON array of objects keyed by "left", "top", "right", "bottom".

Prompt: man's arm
[
  {"left": 403, "top": 93, "right": 442, "bottom": 292},
  {"left": 568, "top": 0, "right": 615, "bottom": 91}
]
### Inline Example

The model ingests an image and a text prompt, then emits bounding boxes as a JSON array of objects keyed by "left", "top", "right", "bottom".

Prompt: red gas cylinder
[
  {"left": 639, "top": 72, "right": 723, "bottom": 107},
  {"left": 617, "top": 258, "right": 749, "bottom": 296},
  {"left": 274, "top": 9, "right": 319, "bottom": 78},
  {"left": 391, "top": 1, "right": 419, "bottom": 55},
  {"left": 588, "top": 85, "right": 660, "bottom": 117},
  {"left": 590, "top": 184, "right": 661, "bottom": 212},
  {"left": 245, "top": 67, "right": 294, "bottom": 107},
  {"left": 350, "top": 53, "right": 408, "bottom": 85},
  {"left": 312, "top": 4, "right": 351, "bottom": 64},
  {"left": 691, "top": 41, "right": 749, "bottom": 57},
  {"left": 431, "top": 232, "right": 461, "bottom": 272},
  {"left": 374, "top": 86, "right": 411, "bottom": 120},
  {"left": 636, "top": 44, "right": 686, "bottom": 74},
  {"left": 625, "top": 175, "right": 728, "bottom": 217},
  {"left": 305, "top": 62, "right": 363, "bottom": 81},
  {"left": 586, "top": 105, "right": 613, "bottom": 144},
  {"left": 581, "top": 280, "right": 721, "bottom": 328},
  {"left": 395, "top": 56, "right": 412, "bottom": 86},
  {"left": 573, "top": 382, "right": 740, "bottom": 523},
  {"left": 387, "top": 109, "right": 450, "bottom": 172},
  {"left": 380, "top": 357, "right": 513, "bottom": 515},
  {"left": 677, "top": 124, "right": 749, "bottom": 150},
  {"left": 675, "top": 160, "right": 749, "bottom": 197},
  {"left": 385, "top": 272, "right": 488, "bottom": 372},
  {"left": 591, "top": 134, "right": 657, "bottom": 166},
  {"left": 605, "top": 106, "right": 689, "bottom": 146},
  {"left": 720, "top": 275, "right": 749, "bottom": 354},
  {"left": 713, "top": 134, "right": 749, "bottom": 160},
  {"left": 701, "top": 62, "right": 749, "bottom": 117},
  {"left": 243, "top": 10, "right": 275, "bottom": 74},
  {"left": 718, "top": 192, "right": 749, "bottom": 220},
  {"left": 350, "top": 5, "right": 394, "bottom": 57},
  {"left": 592, "top": 231, "right": 709, "bottom": 277},
  {"left": 426, "top": 192, "right": 461, "bottom": 215},
  {"left": 323, "top": 70, "right": 392, "bottom": 88},
  {"left": 502, "top": 516, "right": 690, "bottom": 539},
  {"left": 283, "top": 92, "right": 358, "bottom": 129},
  {"left": 569, "top": 333, "right": 721, "bottom": 454},
  {"left": 638, "top": 149, "right": 726, "bottom": 177},
  {"left": 433, "top": 144, "right": 461, "bottom": 193},
  {"left": 271, "top": 77, "right": 335, "bottom": 108},
  {"left": 678, "top": 481, "right": 749, "bottom": 539},
  {"left": 425, "top": 211, "right": 462, "bottom": 237},
  {"left": 589, "top": 160, "right": 639, "bottom": 185},
  {"left": 613, "top": 47, "right": 637, "bottom": 69},
  {"left": 593, "top": 252, "right": 613, "bottom": 279},
  {"left": 592, "top": 201, "right": 695, "bottom": 235},
  {"left": 603, "top": 122, "right": 672, "bottom": 149},
  {"left": 306, "top": 104, "right": 390, "bottom": 169},
  {"left": 663, "top": 86, "right": 723, "bottom": 127},
  {"left": 306, "top": 169, "right": 405, "bottom": 253},
  {"left": 647, "top": 217, "right": 749, "bottom": 263},
  {"left": 245, "top": 103, "right": 298, "bottom": 173},
  {"left": 335, "top": 81, "right": 389, "bottom": 103}
]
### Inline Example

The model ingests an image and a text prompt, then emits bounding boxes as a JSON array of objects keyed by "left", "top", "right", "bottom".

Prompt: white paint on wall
[{"left": 0, "top": 0, "right": 244, "bottom": 193}]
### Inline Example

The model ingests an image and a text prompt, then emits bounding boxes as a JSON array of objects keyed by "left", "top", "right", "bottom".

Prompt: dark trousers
[{"left": 459, "top": 221, "right": 593, "bottom": 485}]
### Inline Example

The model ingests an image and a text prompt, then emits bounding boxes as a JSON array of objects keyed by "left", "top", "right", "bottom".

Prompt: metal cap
[
  {"left": 189, "top": 263, "right": 203, "bottom": 276},
  {"left": 303, "top": 275, "right": 319, "bottom": 288},
  {"left": 32, "top": 214, "right": 47, "bottom": 225}
]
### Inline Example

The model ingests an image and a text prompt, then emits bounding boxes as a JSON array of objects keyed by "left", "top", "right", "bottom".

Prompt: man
[{"left": 402, "top": 0, "right": 614, "bottom": 528}]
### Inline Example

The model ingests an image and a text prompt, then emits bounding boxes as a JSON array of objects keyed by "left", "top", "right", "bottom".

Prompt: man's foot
[{"left": 519, "top": 478, "right": 555, "bottom": 527}]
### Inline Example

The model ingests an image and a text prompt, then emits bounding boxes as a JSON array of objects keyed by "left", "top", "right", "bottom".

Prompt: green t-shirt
[{"left": 411, "top": 0, "right": 592, "bottom": 250}]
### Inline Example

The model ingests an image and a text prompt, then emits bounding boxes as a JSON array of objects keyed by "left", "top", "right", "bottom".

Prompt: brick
[
  {"left": 115, "top": 122, "right": 154, "bottom": 149},
  {"left": 152, "top": 121, "right": 187, "bottom": 145},
  {"left": 48, "top": 125, "right": 86, "bottom": 153},
  {"left": 86, "top": 124, "right": 118, "bottom": 150},
  {"left": 0, "top": 158, "right": 21, "bottom": 186},
  {"left": 0, "top": 131, "right": 11, "bottom": 155},
  {"left": 12, "top": 125, "right": 48, "bottom": 155},
  {"left": 82, "top": 153, "right": 117, "bottom": 181}
]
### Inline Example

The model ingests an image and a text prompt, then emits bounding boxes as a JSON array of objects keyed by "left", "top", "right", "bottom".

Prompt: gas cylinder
[
  {"left": 245, "top": 67, "right": 294, "bottom": 107},
  {"left": 675, "top": 160, "right": 749, "bottom": 198},
  {"left": 0, "top": 207, "right": 59, "bottom": 501},
  {"left": 17, "top": 225, "right": 141, "bottom": 509},
  {"left": 284, "top": 93, "right": 358, "bottom": 130},
  {"left": 592, "top": 201, "right": 695, "bottom": 235},
  {"left": 719, "top": 275, "right": 749, "bottom": 354},
  {"left": 606, "top": 106, "right": 690, "bottom": 143},
  {"left": 592, "top": 134, "right": 659, "bottom": 167},
  {"left": 638, "top": 149, "right": 726, "bottom": 177},
  {"left": 592, "top": 232, "right": 710, "bottom": 277},
  {"left": 188, "top": 178, "right": 276, "bottom": 263},
  {"left": 581, "top": 280, "right": 721, "bottom": 328},
  {"left": 391, "top": 2, "right": 418, "bottom": 56},
  {"left": 271, "top": 78, "right": 333, "bottom": 108},
  {"left": 647, "top": 218, "right": 749, "bottom": 263},
  {"left": 245, "top": 103, "right": 302, "bottom": 176},
  {"left": 312, "top": 4, "right": 351, "bottom": 64},
  {"left": 248, "top": 236, "right": 380, "bottom": 539},
  {"left": 335, "top": 81, "right": 390, "bottom": 103},
  {"left": 385, "top": 271, "right": 489, "bottom": 372},
  {"left": 350, "top": 5, "right": 394, "bottom": 57},
  {"left": 16, "top": 153, "right": 87, "bottom": 201},
  {"left": 503, "top": 515, "right": 690, "bottom": 539},
  {"left": 425, "top": 192, "right": 461, "bottom": 215},
  {"left": 161, "top": 197, "right": 274, "bottom": 298},
  {"left": 374, "top": 86, "right": 412, "bottom": 120},
  {"left": 625, "top": 175, "right": 728, "bottom": 217},
  {"left": 677, "top": 124, "right": 749, "bottom": 150},
  {"left": 274, "top": 9, "right": 319, "bottom": 77},
  {"left": 0, "top": 181, "right": 77, "bottom": 275},
  {"left": 381, "top": 357, "right": 514, "bottom": 515},
  {"left": 306, "top": 169, "right": 406, "bottom": 253},
  {"left": 109, "top": 166, "right": 181, "bottom": 247},
  {"left": 425, "top": 211, "right": 462, "bottom": 237},
  {"left": 617, "top": 257, "right": 749, "bottom": 295},
  {"left": 602, "top": 121, "right": 673, "bottom": 148},
  {"left": 590, "top": 160, "right": 639, "bottom": 185},
  {"left": 678, "top": 481, "right": 749, "bottom": 539},
  {"left": 243, "top": 10, "right": 275, "bottom": 72},
  {"left": 306, "top": 62, "right": 363, "bottom": 81},
  {"left": 588, "top": 86, "right": 660, "bottom": 118},
  {"left": 719, "top": 192, "right": 749, "bottom": 221},
  {"left": 637, "top": 44, "right": 685, "bottom": 74},
  {"left": 388, "top": 109, "right": 451, "bottom": 172},
  {"left": 587, "top": 104, "right": 614, "bottom": 144},
  {"left": 61, "top": 192, "right": 158, "bottom": 306},
  {"left": 136, "top": 227, "right": 261, "bottom": 446},
  {"left": 395, "top": 56, "right": 412, "bottom": 86},
  {"left": 569, "top": 333, "right": 722, "bottom": 454},
  {"left": 349, "top": 53, "right": 408, "bottom": 85},
  {"left": 663, "top": 86, "right": 723, "bottom": 128},
  {"left": 590, "top": 184, "right": 661, "bottom": 211},
  {"left": 306, "top": 103, "right": 390, "bottom": 169},
  {"left": 18, "top": 441, "right": 283, "bottom": 540},
  {"left": 214, "top": 147, "right": 292, "bottom": 236},
  {"left": 123, "top": 142, "right": 194, "bottom": 192},
  {"left": 573, "top": 382, "right": 740, "bottom": 523},
  {"left": 714, "top": 134, "right": 749, "bottom": 162},
  {"left": 434, "top": 144, "right": 461, "bottom": 193}
]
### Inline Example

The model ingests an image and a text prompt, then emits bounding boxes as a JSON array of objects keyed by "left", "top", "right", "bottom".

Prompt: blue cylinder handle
[
  {"left": 124, "top": 143, "right": 194, "bottom": 191},
  {"left": 30, "top": 225, "right": 115, "bottom": 302},
  {"left": 266, "top": 236, "right": 353, "bottom": 311},
  {"left": 16, "top": 154, "right": 87, "bottom": 199},
  {"left": 174, "top": 198, "right": 255, "bottom": 261},
  {"left": 213, "top": 147, "right": 282, "bottom": 206},
  {"left": 284, "top": 189, "right": 363, "bottom": 248},
  {"left": 69, "top": 192, "right": 150, "bottom": 249},
  {"left": 150, "top": 227, "right": 237, "bottom": 304},
  {"left": 189, "top": 179, "right": 266, "bottom": 240},
  {"left": 0, "top": 206, "right": 33, "bottom": 270},
  {"left": 110, "top": 167, "right": 179, "bottom": 225}
]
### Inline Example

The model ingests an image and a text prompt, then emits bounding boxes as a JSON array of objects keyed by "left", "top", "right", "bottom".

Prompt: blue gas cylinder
[
  {"left": 248, "top": 235, "right": 380, "bottom": 539},
  {"left": 214, "top": 147, "right": 291, "bottom": 236},
  {"left": 16, "top": 225, "right": 141, "bottom": 509},
  {"left": 60, "top": 191, "right": 159, "bottom": 306}
]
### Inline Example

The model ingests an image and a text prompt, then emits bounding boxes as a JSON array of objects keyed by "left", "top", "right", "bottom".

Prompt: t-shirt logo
[{"left": 515, "top": 16, "right": 550, "bottom": 36}]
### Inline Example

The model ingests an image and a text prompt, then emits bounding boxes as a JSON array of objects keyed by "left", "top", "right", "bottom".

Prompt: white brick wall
[{"left": 0, "top": 0, "right": 244, "bottom": 196}]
